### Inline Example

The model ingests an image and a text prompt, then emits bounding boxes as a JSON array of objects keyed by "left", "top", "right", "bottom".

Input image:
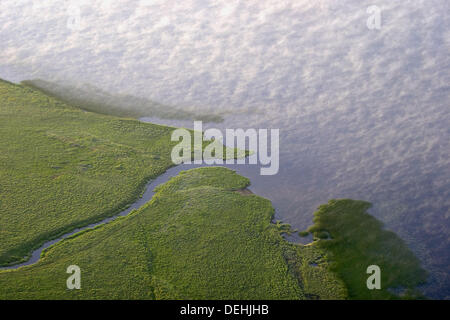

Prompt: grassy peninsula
[
  {"left": 0, "top": 167, "right": 347, "bottom": 299},
  {"left": 0, "top": 78, "right": 181, "bottom": 266}
]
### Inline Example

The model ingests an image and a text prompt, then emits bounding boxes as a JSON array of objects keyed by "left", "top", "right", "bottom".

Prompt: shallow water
[{"left": 1, "top": 0, "right": 449, "bottom": 298}]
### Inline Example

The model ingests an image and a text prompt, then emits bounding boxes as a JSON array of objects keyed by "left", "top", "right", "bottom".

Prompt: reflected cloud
[{"left": 0, "top": 0, "right": 449, "bottom": 298}]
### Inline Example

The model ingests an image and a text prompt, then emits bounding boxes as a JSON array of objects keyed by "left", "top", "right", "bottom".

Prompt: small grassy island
[
  {"left": 307, "top": 200, "right": 428, "bottom": 299},
  {"left": 0, "top": 78, "right": 427, "bottom": 299}
]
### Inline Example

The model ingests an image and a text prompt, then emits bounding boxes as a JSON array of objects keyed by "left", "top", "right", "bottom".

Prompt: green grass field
[
  {"left": 0, "top": 167, "right": 346, "bottom": 299},
  {"left": 0, "top": 78, "right": 426, "bottom": 299},
  {"left": 0, "top": 78, "right": 189, "bottom": 266}
]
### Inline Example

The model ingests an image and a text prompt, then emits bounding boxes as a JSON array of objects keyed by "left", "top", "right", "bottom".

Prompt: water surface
[{"left": 1, "top": 0, "right": 449, "bottom": 298}]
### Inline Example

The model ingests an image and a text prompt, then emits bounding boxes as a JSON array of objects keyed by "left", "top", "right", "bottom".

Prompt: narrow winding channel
[{"left": 0, "top": 163, "right": 215, "bottom": 271}]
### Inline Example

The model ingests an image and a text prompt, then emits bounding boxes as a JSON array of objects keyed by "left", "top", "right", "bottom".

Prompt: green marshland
[{"left": 0, "top": 79, "right": 426, "bottom": 299}]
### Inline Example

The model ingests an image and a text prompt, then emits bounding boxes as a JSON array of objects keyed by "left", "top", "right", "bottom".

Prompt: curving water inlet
[{"left": 0, "top": 164, "right": 214, "bottom": 271}]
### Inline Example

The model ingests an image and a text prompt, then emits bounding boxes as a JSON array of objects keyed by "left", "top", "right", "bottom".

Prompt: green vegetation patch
[
  {"left": 1, "top": 78, "right": 423, "bottom": 300},
  {"left": 0, "top": 167, "right": 346, "bottom": 300},
  {"left": 0, "top": 78, "right": 227, "bottom": 267},
  {"left": 307, "top": 199, "right": 428, "bottom": 299},
  {"left": 298, "top": 231, "right": 310, "bottom": 237}
]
